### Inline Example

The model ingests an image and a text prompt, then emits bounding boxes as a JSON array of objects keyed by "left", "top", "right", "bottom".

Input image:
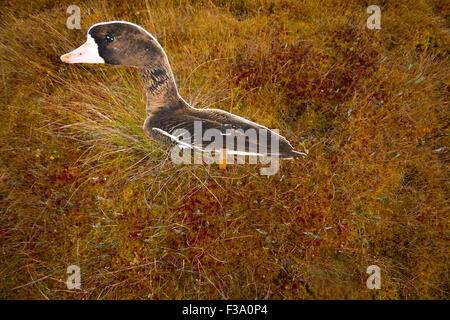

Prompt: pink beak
[{"left": 61, "top": 35, "right": 104, "bottom": 64}]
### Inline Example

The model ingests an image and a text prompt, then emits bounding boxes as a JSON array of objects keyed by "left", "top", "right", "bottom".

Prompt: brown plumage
[{"left": 61, "top": 21, "right": 306, "bottom": 159}]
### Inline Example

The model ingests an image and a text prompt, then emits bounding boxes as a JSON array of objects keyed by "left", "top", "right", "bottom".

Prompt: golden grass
[{"left": 0, "top": 0, "right": 448, "bottom": 299}]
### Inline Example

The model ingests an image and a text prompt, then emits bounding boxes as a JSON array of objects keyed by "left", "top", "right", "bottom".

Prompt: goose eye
[{"left": 104, "top": 34, "right": 114, "bottom": 43}]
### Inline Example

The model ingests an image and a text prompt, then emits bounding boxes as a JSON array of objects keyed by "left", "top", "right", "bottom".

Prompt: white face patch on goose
[{"left": 61, "top": 34, "right": 105, "bottom": 64}]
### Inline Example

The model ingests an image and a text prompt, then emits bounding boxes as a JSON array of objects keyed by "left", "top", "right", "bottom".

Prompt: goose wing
[
  {"left": 147, "top": 107, "right": 305, "bottom": 158},
  {"left": 189, "top": 108, "right": 302, "bottom": 158}
]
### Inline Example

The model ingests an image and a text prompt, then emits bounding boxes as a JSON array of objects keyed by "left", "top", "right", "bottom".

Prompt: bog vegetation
[{"left": 0, "top": 0, "right": 448, "bottom": 299}]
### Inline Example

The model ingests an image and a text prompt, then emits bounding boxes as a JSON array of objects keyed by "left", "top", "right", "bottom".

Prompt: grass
[{"left": 0, "top": 0, "right": 448, "bottom": 299}]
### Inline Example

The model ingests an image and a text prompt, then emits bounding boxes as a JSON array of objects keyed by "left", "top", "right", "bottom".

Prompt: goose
[{"left": 61, "top": 21, "right": 306, "bottom": 167}]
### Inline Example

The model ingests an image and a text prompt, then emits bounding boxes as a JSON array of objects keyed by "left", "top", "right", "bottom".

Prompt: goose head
[
  {"left": 61, "top": 21, "right": 169, "bottom": 69},
  {"left": 61, "top": 21, "right": 180, "bottom": 108}
]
